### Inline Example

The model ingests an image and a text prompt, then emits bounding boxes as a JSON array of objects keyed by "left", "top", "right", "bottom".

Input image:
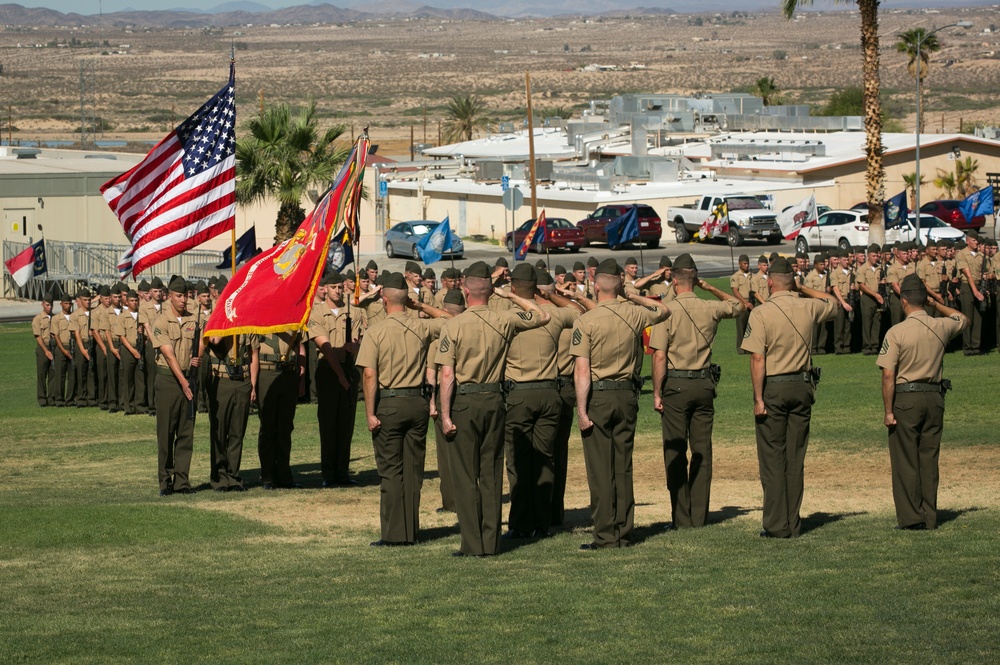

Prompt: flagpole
[
  {"left": 525, "top": 72, "right": 538, "bottom": 224},
  {"left": 230, "top": 45, "right": 238, "bottom": 363}
]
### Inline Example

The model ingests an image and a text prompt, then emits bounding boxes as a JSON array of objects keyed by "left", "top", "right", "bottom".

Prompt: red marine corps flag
[
  {"left": 204, "top": 132, "right": 370, "bottom": 337},
  {"left": 101, "top": 62, "right": 237, "bottom": 277}
]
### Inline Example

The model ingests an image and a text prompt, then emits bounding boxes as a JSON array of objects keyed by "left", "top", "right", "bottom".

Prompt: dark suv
[
  {"left": 576, "top": 204, "right": 662, "bottom": 248},
  {"left": 919, "top": 200, "right": 985, "bottom": 231}
]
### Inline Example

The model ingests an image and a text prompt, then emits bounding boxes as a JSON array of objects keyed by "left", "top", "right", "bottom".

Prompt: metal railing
[{"left": 3, "top": 238, "right": 222, "bottom": 299}]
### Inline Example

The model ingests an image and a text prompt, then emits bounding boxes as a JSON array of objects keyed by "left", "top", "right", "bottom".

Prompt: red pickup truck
[{"left": 576, "top": 204, "right": 662, "bottom": 249}]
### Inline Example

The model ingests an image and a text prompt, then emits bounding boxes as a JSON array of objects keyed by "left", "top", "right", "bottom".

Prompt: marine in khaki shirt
[
  {"left": 648, "top": 254, "right": 743, "bottom": 529},
  {"left": 740, "top": 257, "right": 837, "bottom": 539},
  {"left": 570, "top": 259, "right": 670, "bottom": 549},
  {"left": 437, "top": 261, "right": 549, "bottom": 557},
  {"left": 357, "top": 272, "right": 452, "bottom": 545},
  {"left": 877, "top": 274, "right": 968, "bottom": 530},
  {"left": 31, "top": 299, "right": 54, "bottom": 407},
  {"left": 750, "top": 257, "right": 770, "bottom": 303}
]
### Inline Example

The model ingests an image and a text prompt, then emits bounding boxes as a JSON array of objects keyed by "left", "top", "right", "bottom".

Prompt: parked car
[
  {"left": 782, "top": 203, "right": 832, "bottom": 217},
  {"left": 384, "top": 220, "right": 464, "bottom": 260},
  {"left": 918, "top": 200, "right": 986, "bottom": 231},
  {"left": 795, "top": 210, "right": 870, "bottom": 254},
  {"left": 505, "top": 217, "right": 587, "bottom": 253},
  {"left": 888, "top": 213, "right": 965, "bottom": 244},
  {"left": 668, "top": 194, "right": 781, "bottom": 246},
  {"left": 795, "top": 211, "right": 963, "bottom": 254},
  {"left": 576, "top": 204, "right": 662, "bottom": 249}
]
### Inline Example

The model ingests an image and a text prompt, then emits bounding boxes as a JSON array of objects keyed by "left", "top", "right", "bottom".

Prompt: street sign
[
  {"left": 378, "top": 180, "right": 388, "bottom": 198},
  {"left": 501, "top": 175, "right": 510, "bottom": 192},
  {"left": 502, "top": 187, "right": 523, "bottom": 211}
]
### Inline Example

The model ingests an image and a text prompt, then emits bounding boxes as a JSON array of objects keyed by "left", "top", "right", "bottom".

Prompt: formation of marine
[{"left": 29, "top": 234, "right": 991, "bottom": 551}]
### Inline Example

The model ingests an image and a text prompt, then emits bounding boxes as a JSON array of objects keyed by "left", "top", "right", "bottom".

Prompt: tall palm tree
[
  {"left": 955, "top": 156, "right": 979, "bottom": 197},
  {"left": 442, "top": 95, "right": 486, "bottom": 143},
  {"left": 783, "top": 0, "right": 885, "bottom": 244},
  {"left": 895, "top": 28, "right": 941, "bottom": 134},
  {"left": 236, "top": 100, "right": 349, "bottom": 245},
  {"left": 750, "top": 77, "right": 782, "bottom": 106},
  {"left": 902, "top": 171, "right": 926, "bottom": 209}
]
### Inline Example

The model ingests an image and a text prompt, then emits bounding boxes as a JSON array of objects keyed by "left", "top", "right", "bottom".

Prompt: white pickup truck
[{"left": 668, "top": 194, "right": 782, "bottom": 246}]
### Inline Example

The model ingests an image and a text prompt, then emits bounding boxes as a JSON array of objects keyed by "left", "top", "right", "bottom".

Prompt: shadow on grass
[
  {"left": 419, "top": 523, "right": 461, "bottom": 543},
  {"left": 801, "top": 510, "right": 868, "bottom": 535},
  {"left": 709, "top": 505, "right": 753, "bottom": 525},
  {"left": 938, "top": 506, "right": 984, "bottom": 526}
]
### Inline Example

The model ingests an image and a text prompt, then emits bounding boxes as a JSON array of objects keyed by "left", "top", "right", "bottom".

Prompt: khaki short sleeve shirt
[
  {"left": 740, "top": 291, "right": 838, "bottom": 375},
  {"left": 152, "top": 310, "right": 198, "bottom": 371},
  {"left": 437, "top": 305, "right": 545, "bottom": 384},
  {"left": 356, "top": 312, "right": 444, "bottom": 389},
  {"left": 876, "top": 310, "right": 967, "bottom": 383},
  {"left": 570, "top": 300, "right": 668, "bottom": 381},
  {"left": 505, "top": 304, "right": 578, "bottom": 382},
  {"left": 648, "top": 292, "right": 743, "bottom": 370}
]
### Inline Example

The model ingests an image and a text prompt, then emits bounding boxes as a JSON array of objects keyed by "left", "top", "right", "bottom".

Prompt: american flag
[{"left": 101, "top": 64, "right": 236, "bottom": 277}]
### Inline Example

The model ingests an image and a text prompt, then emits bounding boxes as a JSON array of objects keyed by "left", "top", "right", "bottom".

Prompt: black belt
[
  {"left": 379, "top": 387, "right": 424, "bottom": 398},
  {"left": 457, "top": 382, "right": 502, "bottom": 395},
  {"left": 156, "top": 366, "right": 182, "bottom": 377},
  {"left": 259, "top": 361, "right": 295, "bottom": 372},
  {"left": 591, "top": 380, "right": 634, "bottom": 391},
  {"left": 507, "top": 380, "right": 558, "bottom": 391},
  {"left": 897, "top": 381, "right": 941, "bottom": 393},
  {"left": 260, "top": 353, "right": 295, "bottom": 363},
  {"left": 767, "top": 372, "right": 811, "bottom": 383},
  {"left": 557, "top": 375, "right": 574, "bottom": 389},
  {"left": 667, "top": 368, "right": 710, "bottom": 379}
]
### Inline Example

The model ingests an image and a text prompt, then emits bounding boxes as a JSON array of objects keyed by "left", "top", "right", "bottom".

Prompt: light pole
[{"left": 911, "top": 21, "right": 972, "bottom": 244}]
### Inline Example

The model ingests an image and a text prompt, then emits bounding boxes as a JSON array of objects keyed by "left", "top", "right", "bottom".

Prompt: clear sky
[{"left": 12, "top": 0, "right": 987, "bottom": 16}]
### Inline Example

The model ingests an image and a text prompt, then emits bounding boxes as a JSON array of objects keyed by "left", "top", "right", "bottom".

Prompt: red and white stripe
[
  {"left": 4, "top": 245, "right": 35, "bottom": 287},
  {"left": 101, "top": 132, "right": 234, "bottom": 277}
]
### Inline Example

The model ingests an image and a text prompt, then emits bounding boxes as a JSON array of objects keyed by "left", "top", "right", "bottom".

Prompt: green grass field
[{"left": 2, "top": 288, "right": 999, "bottom": 663}]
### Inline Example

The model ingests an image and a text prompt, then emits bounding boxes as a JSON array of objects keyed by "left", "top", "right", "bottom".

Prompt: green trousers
[
  {"left": 888, "top": 391, "right": 944, "bottom": 529},
  {"left": 755, "top": 379, "right": 815, "bottom": 538},
  {"left": 581, "top": 389, "right": 638, "bottom": 548},
  {"left": 811, "top": 319, "right": 829, "bottom": 354},
  {"left": 504, "top": 388, "right": 561, "bottom": 534},
  {"left": 860, "top": 296, "right": 881, "bottom": 354},
  {"left": 120, "top": 351, "right": 140, "bottom": 415},
  {"left": 433, "top": 393, "right": 456, "bottom": 511},
  {"left": 155, "top": 371, "right": 195, "bottom": 491},
  {"left": 35, "top": 345, "right": 53, "bottom": 407},
  {"left": 833, "top": 307, "right": 852, "bottom": 354},
  {"left": 372, "top": 395, "right": 429, "bottom": 543},
  {"left": 74, "top": 347, "right": 96, "bottom": 407},
  {"left": 660, "top": 377, "right": 715, "bottom": 528},
  {"left": 551, "top": 379, "right": 576, "bottom": 526},
  {"left": 95, "top": 345, "right": 108, "bottom": 408},
  {"left": 207, "top": 373, "right": 251, "bottom": 490},
  {"left": 889, "top": 293, "right": 903, "bottom": 327},
  {"left": 735, "top": 308, "right": 750, "bottom": 354},
  {"left": 959, "top": 284, "right": 982, "bottom": 354},
  {"left": 53, "top": 348, "right": 75, "bottom": 406},
  {"left": 141, "top": 339, "right": 155, "bottom": 413},
  {"left": 316, "top": 365, "right": 358, "bottom": 483},
  {"left": 106, "top": 347, "right": 120, "bottom": 411},
  {"left": 449, "top": 392, "right": 505, "bottom": 556},
  {"left": 257, "top": 368, "right": 298, "bottom": 487}
]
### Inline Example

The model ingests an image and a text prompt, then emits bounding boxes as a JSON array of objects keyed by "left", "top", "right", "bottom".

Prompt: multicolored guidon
[
  {"left": 204, "top": 133, "right": 370, "bottom": 337},
  {"left": 515, "top": 210, "right": 546, "bottom": 261},
  {"left": 698, "top": 200, "right": 729, "bottom": 241},
  {"left": 101, "top": 63, "right": 236, "bottom": 277}
]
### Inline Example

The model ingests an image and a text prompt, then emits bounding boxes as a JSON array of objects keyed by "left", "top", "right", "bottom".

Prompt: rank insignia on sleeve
[
  {"left": 645, "top": 304, "right": 658, "bottom": 312},
  {"left": 517, "top": 311, "right": 532, "bottom": 321},
  {"left": 572, "top": 329, "right": 582, "bottom": 345},
  {"left": 879, "top": 338, "right": 889, "bottom": 355},
  {"left": 439, "top": 336, "right": 450, "bottom": 353},
  {"left": 743, "top": 322, "right": 752, "bottom": 339}
]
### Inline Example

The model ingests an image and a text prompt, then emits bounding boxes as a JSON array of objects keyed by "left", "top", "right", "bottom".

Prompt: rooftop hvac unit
[{"left": 475, "top": 160, "right": 504, "bottom": 181}]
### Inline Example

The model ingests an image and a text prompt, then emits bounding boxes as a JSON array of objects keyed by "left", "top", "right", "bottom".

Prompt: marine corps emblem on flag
[{"left": 273, "top": 227, "right": 316, "bottom": 280}]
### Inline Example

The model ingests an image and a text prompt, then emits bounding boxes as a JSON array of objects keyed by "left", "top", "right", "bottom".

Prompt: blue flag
[
  {"left": 216, "top": 226, "right": 259, "bottom": 269},
  {"left": 606, "top": 205, "right": 640, "bottom": 249},
  {"left": 417, "top": 216, "right": 453, "bottom": 265},
  {"left": 958, "top": 185, "right": 994, "bottom": 223},
  {"left": 31, "top": 239, "right": 47, "bottom": 277},
  {"left": 325, "top": 224, "right": 354, "bottom": 273},
  {"left": 883, "top": 191, "right": 909, "bottom": 229}
]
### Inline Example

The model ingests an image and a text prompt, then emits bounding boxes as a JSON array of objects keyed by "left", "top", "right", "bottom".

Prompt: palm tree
[
  {"left": 442, "top": 95, "right": 486, "bottom": 144},
  {"left": 934, "top": 169, "right": 957, "bottom": 199},
  {"left": 783, "top": 0, "right": 885, "bottom": 244},
  {"left": 750, "top": 77, "right": 782, "bottom": 106},
  {"left": 236, "top": 100, "right": 349, "bottom": 245},
  {"left": 895, "top": 28, "right": 941, "bottom": 134},
  {"left": 902, "top": 172, "right": 926, "bottom": 209},
  {"left": 956, "top": 156, "right": 979, "bottom": 197}
]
